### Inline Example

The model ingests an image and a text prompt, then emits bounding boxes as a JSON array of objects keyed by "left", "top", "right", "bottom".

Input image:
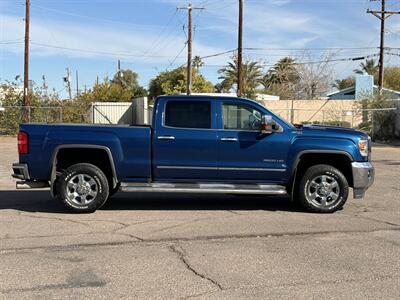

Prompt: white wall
[
  {"left": 91, "top": 98, "right": 151, "bottom": 125},
  {"left": 91, "top": 102, "right": 133, "bottom": 124}
]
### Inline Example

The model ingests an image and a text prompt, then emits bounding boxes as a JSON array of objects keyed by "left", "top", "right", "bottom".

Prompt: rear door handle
[
  {"left": 157, "top": 135, "right": 175, "bottom": 140},
  {"left": 220, "top": 137, "right": 238, "bottom": 142}
]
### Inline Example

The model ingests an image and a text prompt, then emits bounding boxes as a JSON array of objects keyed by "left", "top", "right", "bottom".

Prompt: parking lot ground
[{"left": 0, "top": 136, "right": 399, "bottom": 299}]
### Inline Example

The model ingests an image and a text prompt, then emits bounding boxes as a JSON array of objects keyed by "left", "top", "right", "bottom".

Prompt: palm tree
[
  {"left": 192, "top": 56, "right": 204, "bottom": 71},
  {"left": 262, "top": 57, "right": 299, "bottom": 89},
  {"left": 332, "top": 77, "right": 355, "bottom": 90},
  {"left": 218, "top": 56, "right": 263, "bottom": 98},
  {"left": 354, "top": 59, "right": 378, "bottom": 76}
]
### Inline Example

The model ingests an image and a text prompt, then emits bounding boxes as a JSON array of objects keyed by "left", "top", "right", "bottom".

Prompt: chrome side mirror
[{"left": 260, "top": 115, "right": 274, "bottom": 134}]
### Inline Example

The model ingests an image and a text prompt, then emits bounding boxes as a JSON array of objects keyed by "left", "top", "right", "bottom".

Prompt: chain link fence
[
  {"left": 0, "top": 106, "right": 63, "bottom": 135},
  {"left": 272, "top": 107, "right": 400, "bottom": 140}
]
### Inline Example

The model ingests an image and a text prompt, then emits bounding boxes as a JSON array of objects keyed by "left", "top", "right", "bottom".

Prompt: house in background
[{"left": 327, "top": 74, "right": 400, "bottom": 100}]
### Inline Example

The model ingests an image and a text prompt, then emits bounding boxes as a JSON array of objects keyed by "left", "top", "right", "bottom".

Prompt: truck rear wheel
[
  {"left": 56, "top": 163, "right": 109, "bottom": 213},
  {"left": 297, "top": 164, "right": 348, "bottom": 213}
]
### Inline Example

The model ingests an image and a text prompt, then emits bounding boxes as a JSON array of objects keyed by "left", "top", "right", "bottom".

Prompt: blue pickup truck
[{"left": 12, "top": 95, "right": 374, "bottom": 213}]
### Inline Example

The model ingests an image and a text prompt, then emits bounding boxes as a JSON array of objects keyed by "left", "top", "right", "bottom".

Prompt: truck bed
[{"left": 19, "top": 123, "right": 152, "bottom": 182}]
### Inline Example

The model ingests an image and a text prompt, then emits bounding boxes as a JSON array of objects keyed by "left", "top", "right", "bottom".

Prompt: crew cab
[{"left": 12, "top": 95, "right": 374, "bottom": 213}]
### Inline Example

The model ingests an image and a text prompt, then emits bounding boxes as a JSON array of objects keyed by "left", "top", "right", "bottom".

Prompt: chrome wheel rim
[
  {"left": 306, "top": 175, "right": 340, "bottom": 208},
  {"left": 66, "top": 174, "right": 98, "bottom": 206}
]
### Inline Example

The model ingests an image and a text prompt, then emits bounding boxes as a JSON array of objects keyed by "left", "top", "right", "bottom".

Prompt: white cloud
[{"left": 0, "top": 13, "right": 227, "bottom": 67}]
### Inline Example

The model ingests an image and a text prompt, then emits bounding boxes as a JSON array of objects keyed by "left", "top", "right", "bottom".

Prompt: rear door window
[{"left": 165, "top": 101, "right": 211, "bottom": 129}]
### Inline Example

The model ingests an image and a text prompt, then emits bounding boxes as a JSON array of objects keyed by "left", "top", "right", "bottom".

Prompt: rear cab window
[{"left": 164, "top": 100, "right": 212, "bottom": 129}]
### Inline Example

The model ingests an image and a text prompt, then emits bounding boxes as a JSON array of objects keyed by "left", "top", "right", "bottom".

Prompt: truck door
[
  {"left": 217, "top": 101, "right": 289, "bottom": 182},
  {"left": 153, "top": 98, "right": 218, "bottom": 180}
]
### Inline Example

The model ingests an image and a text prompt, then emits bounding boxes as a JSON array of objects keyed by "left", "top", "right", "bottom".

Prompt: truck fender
[
  {"left": 50, "top": 144, "right": 118, "bottom": 197},
  {"left": 289, "top": 150, "right": 354, "bottom": 201}
]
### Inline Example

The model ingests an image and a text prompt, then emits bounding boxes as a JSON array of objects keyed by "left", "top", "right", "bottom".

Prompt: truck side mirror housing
[{"left": 260, "top": 115, "right": 274, "bottom": 134}]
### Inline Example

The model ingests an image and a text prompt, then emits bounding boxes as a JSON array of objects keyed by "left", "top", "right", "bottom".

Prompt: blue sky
[{"left": 1, "top": 0, "right": 399, "bottom": 99}]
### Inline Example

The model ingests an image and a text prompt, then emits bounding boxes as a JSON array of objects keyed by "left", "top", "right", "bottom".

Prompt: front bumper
[{"left": 351, "top": 162, "right": 374, "bottom": 199}]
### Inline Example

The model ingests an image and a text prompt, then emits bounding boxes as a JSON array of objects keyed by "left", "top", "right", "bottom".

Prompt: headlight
[{"left": 359, "top": 139, "right": 368, "bottom": 157}]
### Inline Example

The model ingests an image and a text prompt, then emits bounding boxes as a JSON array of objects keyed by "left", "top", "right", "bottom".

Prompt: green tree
[
  {"left": 218, "top": 56, "right": 263, "bottom": 98},
  {"left": 332, "top": 77, "right": 355, "bottom": 90},
  {"left": 354, "top": 59, "right": 379, "bottom": 83},
  {"left": 383, "top": 66, "right": 400, "bottom": 91},
  {"left": 262, "top": 57, "right": 298, "bottom": 88},
  {"left": 261, "top": 57, "right": 299, "bottom": 99},
  {"left": 77, "top": 70, "right": 147, "bottom": 104},
  {"left": 111, "top": 69, "right": 147, "bottom": 98},
  {"left": 192, "top": 56, "right": 204, "bottom": 71},
  {"left": 214, "top": 82, "right": 231, "bottom": 93},
  {"left": 148, "top": 66, "right": 214, "bottom": 99}
]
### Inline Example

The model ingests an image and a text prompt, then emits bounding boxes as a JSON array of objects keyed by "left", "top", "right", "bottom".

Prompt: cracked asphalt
[{"left": 0, "top": 136, "right": 399, "bottom": 299}]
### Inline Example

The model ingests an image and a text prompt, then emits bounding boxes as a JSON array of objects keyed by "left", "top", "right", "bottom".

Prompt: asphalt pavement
[{"left": 0, "top": 136, "right": 399, "bottom": 299}]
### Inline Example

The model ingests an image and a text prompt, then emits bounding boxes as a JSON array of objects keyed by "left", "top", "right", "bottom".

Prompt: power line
[
  {"left": 197, "top": 53, "right": 380, "bottom": 68},
  {"left": 135, "top": 10, "right": 179, "bottom": 59},
  {"left": 0, "top": 41, "right": 24, "bottom": 45},
  {"left": 30, "top": 42, "right": 186, "bottom": 58},
  {"left": 200, "top": 49, "right": 237, "bottom": 59},
  {"left": 244, "top": 47, "right": 381, "bottom": 51},
  {"left": 167, "top": 43, "right": 187, "bottom": 70},
  {"left": 141, "top": 13, "right": 187, "bottom": 61},
  {"left": 260, "top": 53, "right": 380, "bottom": 67}
]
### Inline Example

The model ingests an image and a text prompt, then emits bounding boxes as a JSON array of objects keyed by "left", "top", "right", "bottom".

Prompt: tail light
[{"left": 18, "top": 131, "right": 29, "bottom": 154}]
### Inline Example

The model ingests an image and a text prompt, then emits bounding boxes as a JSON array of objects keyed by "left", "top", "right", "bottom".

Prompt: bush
[
  {"left": 0, "top": 81, "right": 92, "bottom": 135},
  {"left": 356, "top": 93, "right": 400, "bottom": 140}
]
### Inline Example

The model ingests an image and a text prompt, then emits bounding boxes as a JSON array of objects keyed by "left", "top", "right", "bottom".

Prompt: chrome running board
[{"left": 120, "top": 182, "right": 287, "bottom": 195}]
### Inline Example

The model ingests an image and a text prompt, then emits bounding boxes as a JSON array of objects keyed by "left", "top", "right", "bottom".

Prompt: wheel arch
[
  {"left": 50, "top": 144, "right": 118, "bottom": 197},
  {"left": 289, "top": 150, "right": 354, "bottom": 199}
]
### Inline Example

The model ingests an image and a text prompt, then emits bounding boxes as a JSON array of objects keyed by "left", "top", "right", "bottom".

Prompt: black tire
[
  {"left": 109, "top": 182, "right": 121, "bottom": 197},
  {"left": 297, "top": 164, "right": 348, "bottom": 213},
  {"left": 56, "top": 163, "right": 109, "bottom": 213}
]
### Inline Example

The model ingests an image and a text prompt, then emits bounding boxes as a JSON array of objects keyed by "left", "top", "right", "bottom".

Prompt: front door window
[{"left": 222, "top": 103, "right": 261, "bottom": 131}]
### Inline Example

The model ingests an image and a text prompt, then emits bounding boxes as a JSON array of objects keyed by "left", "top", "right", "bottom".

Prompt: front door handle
[
  {"left": 220, "top": 137, "right": 238, "bottom": 142},
  {"left": 157, "top": 135, "right": 175, "bottom": 140}
]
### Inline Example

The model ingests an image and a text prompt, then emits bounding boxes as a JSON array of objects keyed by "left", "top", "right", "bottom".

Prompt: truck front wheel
[
  {"left": 56, "top": 163, "right": 109, "bottom": 213},
  {"left": 297, "top": 164, "right": 349, "bottom": 213}
]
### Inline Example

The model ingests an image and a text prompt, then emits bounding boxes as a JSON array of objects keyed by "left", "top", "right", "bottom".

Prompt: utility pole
[
  {"left": 42, "top": 75, "right": 48, "bottom": 97},
  {"left": 118, "top": 59, "right": 121, "bottom": 77},
  {"left": 23, "top": 0, "right": 30, "bottom": 121},
  {"left": 76, "top": 70, "right": 79, "bottom": 97},
  {"left": 177, "top": 3, "right": 204, "bottom": 95},
  {"left": 367, "top": 0, "right": 400, "bottom": 91},
  {"left": 64, "top": 68, "right": 72, "bottom": 100},
  {"left": 237, "top": 0, "right": 243, "bottom": 97}
]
